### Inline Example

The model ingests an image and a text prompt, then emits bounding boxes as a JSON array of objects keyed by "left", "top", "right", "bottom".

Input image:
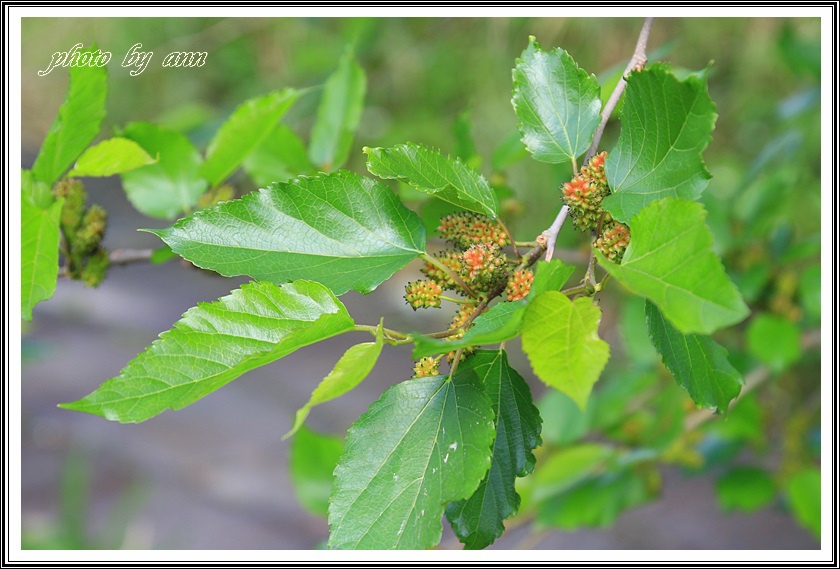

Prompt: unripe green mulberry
[
  {"left": 80, "top": 248, "right": 110, "bottom": 288},
  {"left": 461, "top": 243, "right": 508, "bottom": 292},
  {"left": 72, "top": 205, "right": 107, "bottom": 256},
  {"left": 404, "top": 279, "right": 443, "bottom": 309},
  {"left": 421, "top": 250, "right": 464, "bottom": 290},
  {"left": 437, "top": 212, "right": 508, "bottom": 248},
  {"left": 54, "top": 178, "right": 87, "bottom": 233},
  {"left": 413, "top": 357, "right": 440, "bottom": 378},
  {"left": 562, "top": 151, "right": 611, "bottom": 231},
  {"left": 595, "top": 221, "right": 630, "bottom": 263}
]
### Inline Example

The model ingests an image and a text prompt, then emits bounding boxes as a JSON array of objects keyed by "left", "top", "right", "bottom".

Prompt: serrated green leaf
[
  {"left": 531, "top": 259, "right": 575, "bottom": 297},
  {"left": 365, "top": 143, "right": 498, "bottom": 218},
  {"left": 746, "top": 314, "right": 802, "bottom": 372},
  {"left": 22, "top": 198, "right": 63, "bottom": 320},
  {"left": 149, "top": 171, "right": 425, "bottom": 296},
  {"left": 715, "top": 466, "right": 776, "bottom": 513},
  {"left": 200, "top": 88, "right": 300, "bottom": 187},
  {"left": 120, "top": 122, "right": 208, "bottom": 219},
  {"left": 446, "top": 350, "right": 541, "bottom": 549},
  {"left": 290, "top": 426, "right": 344, "bottom": 518},
  {"left": 411, "top": 301, "right": 526, "bottom": 359},
  {"left": 328, "top": 373, "right": 495, "bottom": 550},
  {"left": 786, "top": 467, "right": 820, "bottom": 539},
  {"left": 511, "top": 36, "right": 601, "bottom": 165},
  {"left": 285, "top": 325, "right": 384, "bottom": 439},
  {"left": 243, "top": 123, "right": 313, "bottom": 187},
  {"left": 66, "top": 137, "right": 155, "bottom": 178},
  {"left": 521, "top": 292, "right": 609, "bottom": 410},
  {"left": 59, "top": 280, "right": 354, "bottom": 423},
  {"left": 22, "top": 169, "right": 53, "bottom": 209},
  {"left": 603, "top": 64, "right": 717, "bottom": 223},
  {"left": 645, "top": 301, "right": 743, "bottom": 413},
  {"left": 32, "top": 46, "right": 107, "bottom": 186},
  {"left": 309, "top": 51, "right": 366, "bottom": 171},
  {"left": 597, "top": 198, "right": 749, "bottom": 335}
]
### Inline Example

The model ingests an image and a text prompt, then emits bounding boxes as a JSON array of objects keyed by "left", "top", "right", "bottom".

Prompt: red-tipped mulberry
[
  {"left": 404, "top": 279, "right": 443, "bottom": 309},
  {"left": 595, "top": 221, "right": 630, "bottom": 263},
  {"left": 505, "top": 269, "right": 534, "bottom": 301}
]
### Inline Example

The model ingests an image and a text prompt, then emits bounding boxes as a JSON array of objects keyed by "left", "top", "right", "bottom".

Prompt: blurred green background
[{"left": 20, "top": 16, "right": 822, "bottom": 551}]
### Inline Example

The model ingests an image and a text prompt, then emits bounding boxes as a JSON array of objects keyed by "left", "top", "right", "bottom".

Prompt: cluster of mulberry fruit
[
  {"left": 406, "top": 211, "right": 535, "bottom": 374},
  {"left": 54, "top": 179, "right": 110, "bottom": 287},
  {"left": 561, "top": 152, "right": 630, "bottom": 263}
]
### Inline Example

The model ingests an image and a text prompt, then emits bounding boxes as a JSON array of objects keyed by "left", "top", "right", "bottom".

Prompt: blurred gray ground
[{"left": 20, "top": 177, "right": 818, "bottom": 552}]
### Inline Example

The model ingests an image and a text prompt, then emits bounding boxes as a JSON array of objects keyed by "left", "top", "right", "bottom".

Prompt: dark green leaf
[
  {"left": 521, "top": 292, "right": 610, "bottom": 409},
  {"left": 290, "top": 426, "right": 344, "bottom": 518},
  {"left": 32, "top": 46, "right": 108, "bottom": 185},
  {"left": 59, "top": 280, "right": 354, "bottom": 423},
  {"left": 120, "top": 122, "right": 208, "bottom": 219},
  {"left": 786, "top": 467, "right": 820, "bottom": 539},
  {"left": 746, "top": 314, "right": 802, "bottom": 372},
  {"left": 285, "top": 325, "right": 384, "bottom": 439},
  {"left": 715, "top": 467, "right": 775, "bottom": 513},
  {"left": 66, "top": 138, "right": 155, "bottom": 178},
  {"left": 328, "top": 374, "right": 495, "bottom": 550},
  {"left": 22, "top": 198, "right": 63, "bottom": 320},
  {"left": 365, "top": 143, "right": 498, "bottom": 218},
  {"left": 446, "top": 350, "right": 542, "bottom": 549},
  {"left": 243, "top": 124, "right": 313, "bottom": 187},
  {"left": 603, "top": 64, "right": 717, "bottom": 223},
  {"left": 799, "top": 264, "right": 820, "bottom": 322},
  {"left": 149, "top": 171, "right": 425, "bottom": 295},
  {"left": 200, "top": 89, "right": 300, "bottom": 187},
  {"left": 645, "top": 301, "right": 743, "bottom": 413},
  {"left": 597, "top": 198, "right": 749, "bottom": 335},
  {"left": 512, "top": 36, "right": 601, "bottom": 164},
  {"left": 309, "top": 51, "right": 366, "bottom": 171}
]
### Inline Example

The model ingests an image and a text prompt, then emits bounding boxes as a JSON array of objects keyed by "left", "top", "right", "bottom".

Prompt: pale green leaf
[
  {"left": 309, "top": 51, "right": 366, "bottom": 171},
  {"left": 22, "top": 198, "right": 63, "bottom": 320},
  {"left": 328, "top": 374, "right": 495, "bottom": 550},
  {"left": 715, "top": 467, "right": 775, "bottom": 513},
  {"left": 149, "top": 171, "right": 425, "bottom": 295},
  {"left": 597, "top": 198, "right": 749, "bottom": 335},
  {"left": 511, "top": 36, "right": 601, "bottom": 164},
  {"left": 285, "top": 325, "right": 384, "bottom": 439},
  {"left": 120, "top": 122, "right": 208, "bottom": 219},
  {"left": 746, "top": 314, "right": 802, "bottom": 372},
  {"left": 59, "top": 280, "right": 354, "bottom": 423},
  {"left": 446, "top": 350, "right": 542, "bottom": 550},
  {"left": 531, "top": 259, "right": 575, "bottom": 297},
  {"left": 66, "top": 137, "right": 155, "bottom": 178},
  {"left": 521, "top": 292, "right": 610, "bottom": 409},
  {"left": 290, "top": 426, "right": 344, "bottom": 518},
  {"left": 786, "top": 467, "right": 820, "bottom": 539},
  {"left": 646, "top": 301, "right": 743, "bottom": 413},
  {"left": 22, "top": 169, "right": 53, "bottom": 209},
  {"left": 243, "top": 123, "right": 313, "bottom": 187},
  {"left": 365, "top": 143, "right": 498, "bottom": 218},
  {"left": 200, "top": 88, "right": 300, "bottom": 187},
  {"left": 32, "top": 46, "right": 107, "bottom": 185},
  {"left": 603, "top": 64, "right": 717, "bottom": 223}
]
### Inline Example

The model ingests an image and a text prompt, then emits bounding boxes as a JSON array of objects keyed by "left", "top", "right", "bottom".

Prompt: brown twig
[{"left": 584, "top": 17, "right": 654, "bottom": 164}]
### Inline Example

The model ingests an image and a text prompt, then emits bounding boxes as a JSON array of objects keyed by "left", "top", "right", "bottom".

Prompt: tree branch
[{"left": 584, "top": 17, "right": 654, "bottom": 164}]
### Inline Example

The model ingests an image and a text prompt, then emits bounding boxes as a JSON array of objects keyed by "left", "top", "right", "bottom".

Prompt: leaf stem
[
  {"left": 497, "top": 216, "right": 520, "bottom": 258},
  {"left": 584, "top": 17, "right": 653, "bottom": 164}
]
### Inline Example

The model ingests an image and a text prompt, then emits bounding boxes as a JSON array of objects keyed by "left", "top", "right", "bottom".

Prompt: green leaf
[
  {"left": 32, "top": 46, "right": 108, "bottom": 185},
  {"left": 620, "top": 295, "right": 659, "bottom": 367},
  {"left": 645, "top": 301, "right": 743, "bottom": 413},
  {"left": 597, "top": 198, "right": 749, "bottom": 335},
  {"left": 22, "top": 169, "right": 53, "bottom": 209},
  {"left": 243, "top": 123, "right": 313, "bottom": 187},
  {"left": 786, "top": 467, "right": 820, "bottom": 539},
  {"left": 22, "top": 198, "right": 63, "bottom": 320},
  {"left": 66, "top": 137, "right": 155, "bottom": 178},
  {"left": 521, "top": 292, "right": 609, "bottom": 409},
  {"left": 530, "top": 444, "right": 613, "bottom": 504},
  {"left": 150, "top": 245, "right": 176, "bottom": 265},
  {"left": 285, "top": 324, "right": 384, "bottom": 439},
  {"left": 799, "top": 264, "right": 820, "bottom": 322},
  {"left": 511, "top": 36, "right": 601, "bottom": 165},
  {"left": 715, "top": 467, "right": 776, "bottom": 513},
  {"left": 746, "top": 314, "right": 802, "bottom": 372},
  {"left": 328, "top": 374, "right": 495, "bottom": 550},
  {"left": 411, "top": 301, "right": 526, "bottom": 359},
  {"left": 309, "top": 51, "right": 366, "bottom": 171},
  {"left": 531, "top": 259, "right": 575, "bottom": 297},
  {"left": 364, "top": 143, "right": 498, "bottom": 218},
  {"left": 120, "top": 122, "right": 208, "bottom": 219},
  {"left": 603, "top": 64, "right": 717, "bottom": 223},
  {"left": 200, "top": 88, "right": 300, "bottom": 187},
  {"left": 537, "top": 389, "right": 590, "bottom": 446},
  {"left": 445, "top": 350, "right": 542, "bottom": 549},
  {"left": 59, "top": 280, "right": 354, "bottom": 423},
  {"left": 149, "top": 171, "right": 425, "bottom": 295},
  {"left": 290, "top": 426, "right": 344, "bottom": 518}
]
